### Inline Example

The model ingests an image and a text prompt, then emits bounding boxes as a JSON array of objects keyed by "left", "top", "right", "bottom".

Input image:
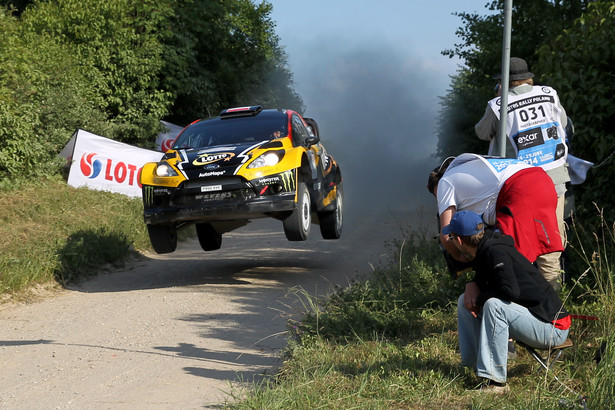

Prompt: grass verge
[
  {"left": 228, "top": 217, "right": 614, "bottom": 409},
  {"left": 0, "top": 176, "right": 151, "bottom": 300}
]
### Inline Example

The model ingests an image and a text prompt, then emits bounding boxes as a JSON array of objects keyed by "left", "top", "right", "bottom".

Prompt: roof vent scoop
[{"left": 219, "top": 105, "right": 263, "bottom": 119}]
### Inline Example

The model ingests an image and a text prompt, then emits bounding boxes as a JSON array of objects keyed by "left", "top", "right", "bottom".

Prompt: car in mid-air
[{"left": 140, "top": 106, "right": 343, "bottom": 254}]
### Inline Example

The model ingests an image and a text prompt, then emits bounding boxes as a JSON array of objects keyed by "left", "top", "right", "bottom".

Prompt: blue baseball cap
[{"left": 442, "top": 211, "right": 485, "bottom": 236}]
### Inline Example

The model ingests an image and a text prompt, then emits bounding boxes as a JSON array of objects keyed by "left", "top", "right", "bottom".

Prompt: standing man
[
  {"left": 427, "top": 153, "right": 563, "bottom": 289},
  {"left": 445, "top": 211, "right": 570, "bottom": 391},
  {"left": 475, "top": 57, "right": 570, "bottom": 287}
]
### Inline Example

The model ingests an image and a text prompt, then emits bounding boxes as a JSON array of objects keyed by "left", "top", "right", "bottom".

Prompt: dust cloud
[{"left": 291, "top": 40, "right": 445, "bottom": 228}]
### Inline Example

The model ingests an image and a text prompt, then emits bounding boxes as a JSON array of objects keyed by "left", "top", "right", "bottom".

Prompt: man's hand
[{"left": 463, "top": 282, "right": 481, "bottom": 318}]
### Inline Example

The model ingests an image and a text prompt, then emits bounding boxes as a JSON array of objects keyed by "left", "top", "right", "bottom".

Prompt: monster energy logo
[
  {"left": 143, "top": 185, "right": 154, "bottom": 206},
  {"left": 280, "top": 171, "right": 295, "bottom": 192}
]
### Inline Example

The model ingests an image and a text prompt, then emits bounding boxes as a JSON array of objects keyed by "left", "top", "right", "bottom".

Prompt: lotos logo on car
[
  {"left": 193, "top": 152, "right": 235, "bottom": 166},
  {"left": 80, "top": 153, "right": 102, "bottom": 179},
  {"left": 79, "top": 152, "right": 144, "bottom": 187}
]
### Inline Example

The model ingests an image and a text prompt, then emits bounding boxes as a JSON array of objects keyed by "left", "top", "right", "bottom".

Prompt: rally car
[{"left": 140, "top": 106, "right": 343, "bottom": 254}]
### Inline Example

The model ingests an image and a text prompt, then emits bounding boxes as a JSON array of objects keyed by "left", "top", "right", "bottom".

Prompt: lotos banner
[
  {"left": 65, "top": 129, "right": 163, "bottom": 198},
  {"left": 156, "top": 120, "right": 184, "bottom": 152}
]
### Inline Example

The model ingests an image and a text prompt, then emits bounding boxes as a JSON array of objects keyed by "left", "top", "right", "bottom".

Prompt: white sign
[{"left": 65, "top": 129, "right": 163, "bottom": 198}]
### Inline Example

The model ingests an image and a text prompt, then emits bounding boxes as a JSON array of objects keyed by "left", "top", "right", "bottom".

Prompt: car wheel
[
  {"left": 283, "top": 182, "right": 311, "bottom": 241},
  {"left": 147, "top": 224, "right": 177, "bottom": 254},
  {"left": 196, "top": 223, "right": 222, "bottom": 251},
  {"left": 319, "top": 187, "right": 343, "bottom": 239}
]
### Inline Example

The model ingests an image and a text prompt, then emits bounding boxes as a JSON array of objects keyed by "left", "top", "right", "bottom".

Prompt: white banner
[
  {"left": 156, "top": 120, "right": 184, "bottom": 152},
  {"left": 66, "top": 129, "right": 163, "bottom": 198}
]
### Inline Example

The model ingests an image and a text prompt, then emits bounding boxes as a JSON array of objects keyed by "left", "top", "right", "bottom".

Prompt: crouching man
[{"left": 444, "top": 211, "right": 571, "bottom": 392}]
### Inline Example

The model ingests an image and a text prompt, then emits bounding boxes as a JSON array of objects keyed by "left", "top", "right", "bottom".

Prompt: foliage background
[
  {"left": 436, "top": 0, "right": 612, "bottom": 221},
  {"left": 0, "top": 0, "right": 303, "bottom": 181}
]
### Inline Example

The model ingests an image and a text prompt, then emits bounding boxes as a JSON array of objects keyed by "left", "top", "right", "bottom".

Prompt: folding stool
[{"left": 516, "top": 338, "right": 573, "bottom": 380}]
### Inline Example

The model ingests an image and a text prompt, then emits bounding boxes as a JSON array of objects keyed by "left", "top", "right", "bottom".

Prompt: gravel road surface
[{"left": 0, "top": 211, "right": 416, "bottom": 409}]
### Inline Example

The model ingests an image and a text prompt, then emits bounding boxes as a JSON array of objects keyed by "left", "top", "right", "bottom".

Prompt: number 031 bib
[{"left": 488, "top": 85, "right": 567, "bottom": 171}]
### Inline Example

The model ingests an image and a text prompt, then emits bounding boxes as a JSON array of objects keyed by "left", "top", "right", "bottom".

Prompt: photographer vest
[{"left": 488, "top": 85, "right": 567, "bottom": 171}]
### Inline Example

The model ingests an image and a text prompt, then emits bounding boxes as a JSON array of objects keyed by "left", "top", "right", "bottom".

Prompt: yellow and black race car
[{"left": 140, "top": 106, "right": 343, "bottom": 254}]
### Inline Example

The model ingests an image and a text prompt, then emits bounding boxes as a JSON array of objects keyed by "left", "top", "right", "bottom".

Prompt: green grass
[
  {"left": 227, "top": 219, "right": 614, "bottom": 409},
  {"left": 2, "top": 177, "right": 613, "bottom": 408},
  {"left": 0, "top": 175, "right": 152, "bottom": 298}
]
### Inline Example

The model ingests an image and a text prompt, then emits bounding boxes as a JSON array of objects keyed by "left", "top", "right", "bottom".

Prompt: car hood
[{"left": 176, "top": 141, "right": 269, "bottom": 179}]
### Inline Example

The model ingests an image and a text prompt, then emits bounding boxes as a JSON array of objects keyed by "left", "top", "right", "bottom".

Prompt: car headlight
[
  {"left": 155, "top": 162, "right": 178, "bottom": 177},
  {"left": 247, "top": 151, "right": 283, "bottom": 169}
]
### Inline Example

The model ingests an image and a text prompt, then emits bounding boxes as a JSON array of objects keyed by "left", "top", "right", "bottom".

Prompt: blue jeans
[{"left": 457, "top": 294, "right": 569, "bottom": 383}]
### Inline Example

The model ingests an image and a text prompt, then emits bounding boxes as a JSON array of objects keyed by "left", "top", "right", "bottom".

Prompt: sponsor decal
[
  {"left": 79, "top": 152, "right": 143, "bottom": 187},
  {"left": 555, "top": 143, "right": 566, "bottom": 161},
  {"left": 199, "top": 171, "right": 225, "bottom": 177},
  {"left": 143, "top": 186, "right": 154, "bottom": 206},
  {"left": 280, "top": 170, "right": 296, "bottom": 192},
  {"left": 486, "top": 158, "right": 520, "bottom": 172},
  {"left": 195, "top": 192, "right": 234, "bottom": 201},
  {"left": 144, "top": 187, "right": 171, "bottom": 206},
  {"left": 514, "top": 127, "right": 544, "bottom": 150},
  {"left": 193, "top": 152, "right": 236, "bottom": 166},
  {"left": 257, "top": 176, "right": 282, "bottom": 186}
]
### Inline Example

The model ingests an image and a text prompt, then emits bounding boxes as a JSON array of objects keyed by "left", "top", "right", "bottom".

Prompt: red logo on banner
[
  {"left": 80, "top": 152, "right": 143, "bottom": 188},
  {"left": 161, "top": 138, "right": 175, "bottom": 152}
]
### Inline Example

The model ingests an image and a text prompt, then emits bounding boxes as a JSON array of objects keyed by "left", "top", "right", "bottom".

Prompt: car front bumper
[{"left": 143, "top": 190, "right": 296, "bottom": 225}]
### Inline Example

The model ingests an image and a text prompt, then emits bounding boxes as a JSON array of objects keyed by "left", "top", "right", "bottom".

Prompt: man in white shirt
[{"left": 427, "top": 154, "right": 563, "bottom": 289}]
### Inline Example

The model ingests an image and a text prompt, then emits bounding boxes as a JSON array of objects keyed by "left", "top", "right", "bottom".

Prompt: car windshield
[{"left": 172, "top": 116, "right": 288, "bottom": 149}]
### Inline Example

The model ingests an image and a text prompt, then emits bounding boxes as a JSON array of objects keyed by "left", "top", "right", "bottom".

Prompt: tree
[
  {"left": 0, "top": 0, "right": 303, "bottom": 178},
  {"left": 22, "top": 0, "right": 174, "bottom": 145},
  {"left": 0, "top": 8, "right": 110, "bottom": 179},
  {"left": 437, "top": 0, "right": 590, "bottom": 160},
  {"left": 537, "top": 2, "right": 615, "bottom": 218},
  {"left": 160, "top": 0, "right": 303, "bottom": 125}
]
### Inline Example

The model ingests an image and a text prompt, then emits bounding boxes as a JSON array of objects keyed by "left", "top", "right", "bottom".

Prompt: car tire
[
  {"left": 196, "top": 223, "right": 222, "bottom": 251},
  {"left": 147, "top": 224, "right": 177, "bottom": 254},
  {"left": 319, "top": 187, "right": 343, "bottom": 239},
  {"left": 283, "top": 182, "right": 311, "bottom": 241}
]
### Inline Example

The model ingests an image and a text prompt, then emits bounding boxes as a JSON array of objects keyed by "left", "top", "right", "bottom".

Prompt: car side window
[{"left": 291, "top": 114, "right": 309, "bottom": 147}]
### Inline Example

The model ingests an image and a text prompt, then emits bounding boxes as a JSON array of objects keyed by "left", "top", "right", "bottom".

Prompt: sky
[{"left": 266, "top": 1, "right": 494, "bottom": 225}]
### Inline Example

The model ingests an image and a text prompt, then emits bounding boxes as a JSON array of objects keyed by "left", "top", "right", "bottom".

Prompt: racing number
[{"left": 519, "top": 106, "right": 546, "bottom": 122}]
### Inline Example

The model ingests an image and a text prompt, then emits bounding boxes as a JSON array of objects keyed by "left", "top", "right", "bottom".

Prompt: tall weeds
[{"left": 568, "top": 207, "right": 615, "bottom": 408}]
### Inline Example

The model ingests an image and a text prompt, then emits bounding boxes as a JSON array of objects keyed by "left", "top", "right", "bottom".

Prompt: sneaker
[
  {"left": 508, "top": 340, "right": 517, "bottom": 360},
  {"left": 479, "top": 379, "right": 510, "bottom": 394}
]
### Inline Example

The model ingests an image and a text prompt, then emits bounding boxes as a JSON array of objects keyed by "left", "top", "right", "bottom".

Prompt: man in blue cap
[{"left": 444, "top": 210, "right": 570, "bottom": 392}]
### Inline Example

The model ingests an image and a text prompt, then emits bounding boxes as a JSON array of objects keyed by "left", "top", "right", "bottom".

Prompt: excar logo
[
  {"left": 514, "top": 127, "right": 544, "bottom": 150},
  {"left": 193, "top": 152, "right": 235, "bottom": 166},
  {"left": 79, "top": 152, "right": 144, "bottom": 187}
]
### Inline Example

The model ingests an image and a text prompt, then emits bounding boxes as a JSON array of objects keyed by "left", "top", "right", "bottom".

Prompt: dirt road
[{"left": 0, "top": 211, "right": 416, "bottom": 409}]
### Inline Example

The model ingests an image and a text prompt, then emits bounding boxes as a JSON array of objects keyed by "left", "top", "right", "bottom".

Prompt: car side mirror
[{"left": 306, "top": 136, "right": 320, "bottom": 147}]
